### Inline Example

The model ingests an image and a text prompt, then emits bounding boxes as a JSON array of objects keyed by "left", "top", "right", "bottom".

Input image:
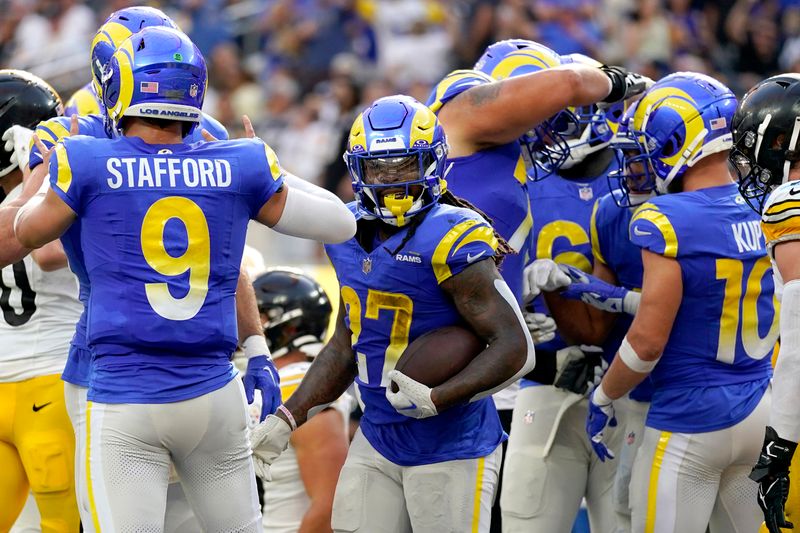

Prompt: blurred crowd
[{"left": 2, "top": 0, "right": 800, "bottom": 256}]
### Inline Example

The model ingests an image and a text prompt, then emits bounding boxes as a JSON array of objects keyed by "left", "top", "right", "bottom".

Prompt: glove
[
  {"left": 2, "top": 125, "right": 34, "bottom": 171},
  {"left": 559, "top": 264, "right": 640, "bottom": 315},
  {"left": 586, "top": 386, "right": 617, "bottom": 461},
  {"left": 250, "top": 413, "right": 293, "bottom": 480},
  {"left": 525, "top": 312, "right": 557, "bottom": 345},
  {"left": 600, "top": 65, "right": 654, "bottom": 104},
  {"left": 386, "top": 370, "right": 438, "bottom": 419},
  {"left": 554, "top": 345, "right": 609, "bottom": 396},
  {"left": 523, "top": 259, "right": 572, "bottom": 303},
  {"left": 242, "top": 355, "right": 281, "bottom": 422},
  {"left": 750, "top": 426, "right": 798, "bottom": 533}
]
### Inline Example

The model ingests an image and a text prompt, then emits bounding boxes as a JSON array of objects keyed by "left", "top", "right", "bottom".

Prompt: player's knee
[{"left": 20, "top": 439, "right": 72, "bottom": 493}]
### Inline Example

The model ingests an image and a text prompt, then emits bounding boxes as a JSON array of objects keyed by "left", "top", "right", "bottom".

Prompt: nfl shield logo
[
  {"left": 626, "top": 431, "right": 636, "bottom": 445},
  {"left": 523, "top": 410, "right": 534, "bottom": 424},
  {"left": 362, "top": 257, "right": 372, "bottom": 274},
  {"left": 579, "top": 185, "right": 593, "bottom": 202},
  {"left": 189, "top": 84, "right": 199, "bottom": 98}
]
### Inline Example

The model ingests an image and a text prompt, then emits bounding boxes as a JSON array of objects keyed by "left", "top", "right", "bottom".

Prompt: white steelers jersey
[
  {"left": 761, "top": 181, "right": 800, "bottom": 300},
  {"left": 0, "top": 185, "right": 82, "bottom": 382},
  {"left": 262, "top": 361, "right": 352, "bottom": 533}
]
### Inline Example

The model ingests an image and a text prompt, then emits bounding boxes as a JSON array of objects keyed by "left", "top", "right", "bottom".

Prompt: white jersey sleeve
[{"left": 0, "top": 186, "right": 82, "bottom": 382}]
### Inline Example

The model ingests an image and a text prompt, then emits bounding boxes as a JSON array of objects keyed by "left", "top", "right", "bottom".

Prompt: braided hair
[{"left": 387, "top": 189, "right": 515, "bottom": 265}]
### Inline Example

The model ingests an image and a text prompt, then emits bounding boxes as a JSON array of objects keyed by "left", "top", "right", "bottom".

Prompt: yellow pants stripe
[
  {"left": 645, "top": 431, "right": 672, "bottom": 533},
  {"left": 85, "top": 400, "right": 101, "bottom": 532},
  {"left": 472, "top": 456, "right": 486, "bottom": 533}
]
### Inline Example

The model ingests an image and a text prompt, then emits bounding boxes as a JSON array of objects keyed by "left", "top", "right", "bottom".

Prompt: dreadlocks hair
[{"left": 387, "top": 189, "right": 515, "bottom": 266}]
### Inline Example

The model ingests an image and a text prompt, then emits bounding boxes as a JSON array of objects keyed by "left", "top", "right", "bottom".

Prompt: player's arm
[
  {"left": 595, "top": 250, "right": 681, "bottom": 401},
  {"left": 431, "top": 259, "right": 535, "bottom": 411},
  {"left": 438, "top": 64, "right": 638, "bottom": 156},
  {"left": 31, "top": 239, "right": 68, "bottom": 271},
  {"left": 256, "top": 171, "right": 356, "bottom": 244},
  {"left": 14, "top": 188, "right": 76, "bottom": 248},
  {"left": 293, "top": 408, "right": 349, "bottom": 533},
  {"left": 543, "top": 260, "right": 620, "bottom": 346},
  {"left": 281, "top": 300, "right": 357, "bottom": 427}
]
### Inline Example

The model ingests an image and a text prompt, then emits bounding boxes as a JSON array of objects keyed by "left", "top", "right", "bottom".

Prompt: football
[{"left": 391, "top": 325, "right": 486, "bottom": 392}]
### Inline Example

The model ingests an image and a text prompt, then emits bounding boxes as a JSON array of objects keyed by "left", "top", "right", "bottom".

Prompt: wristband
[
  {"left": 593, "top": 382, "right": 613, "bottom": 406},
  {"left": 277, "top": 404, "right": 297, "bottom": 431},
  {"left": 243, "top": 335, "right": 271, "bottom": 359}
]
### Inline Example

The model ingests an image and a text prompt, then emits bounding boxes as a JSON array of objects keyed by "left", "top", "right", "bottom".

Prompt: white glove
[
  {"left": 250, "top": 414, "right": 292, "bottom": 480},
  {"left": 523, "top": 259, "right": 572, "bottom": 303},
  {"left": 524, "top": 312, "right": 557, "bottom": 344},
  {"left": 386, "top": 370, "right": 438, "bottom": 419},
  {"left": 2, "top": 125, "right": 34, "bottom": 172}
]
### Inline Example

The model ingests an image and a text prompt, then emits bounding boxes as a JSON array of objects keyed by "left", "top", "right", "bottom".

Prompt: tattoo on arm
[
  {"left": 436, "top": 259, "right": 527, "bottom": 410},
  {"left": 283, "top": 300, "right": 357, "bottom": 426},
  {"left": 465, "top": 82, "right": 502, "bottom": 108}
]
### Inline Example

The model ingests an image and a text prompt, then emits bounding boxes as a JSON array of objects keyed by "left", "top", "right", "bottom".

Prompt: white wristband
[
  {"left": 593, "top": 381, "right": 613, "bottom": 406},
  {"left": 243, "top": 335, "right": 270, "bottom": 359},
  {"left": 622, "top": 291, "right": 641, "bottom": 315},
  {"left": 277, "top": 404, "right": 297, "bottom": 431},
  {"left": 618, "top": 336, "right": 659, "bottom": 373}
]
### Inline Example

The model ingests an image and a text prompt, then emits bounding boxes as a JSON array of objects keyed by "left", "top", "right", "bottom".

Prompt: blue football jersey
[
  {"left": 524, "top": 163, "right": 616, "bottom": 357},
  {"left": 30, "top": 113, "right": 229, "bottom": 387},
  {"left": 48, "top": 135, "right": 283, "bottom": 403},
  {"left": 590, "top": 190, "right": 653, "bottom": 402},
  {"left": 325, "top": 202, "right": 505, "bottom": 466},
  {"left": 629, "top": 183, "right": 778, "bottom": 433},
  {"left": 427, "top": 70, "right": 532, "bottom": 302}
]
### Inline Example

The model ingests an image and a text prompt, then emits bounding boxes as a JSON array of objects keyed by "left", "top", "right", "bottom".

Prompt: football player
[
  {"left": 0, "top": 70, "right": 82, "bottom": 533},
  {"left": 587, "top": 72, "right": 778, "bottom": 532},
  {"left": 730, "top": 73, "right": 800, "bottom": 533},
  {"left": 500, "top": 52, "right": 632, "bottom": 533},
  {"left": 533, "top": 99, "right": 655, "bottom": 532},
  {"left": 0, "top": 8, "right": 278, "bottom": 529},
  {"left": 426, "top": 40, "right": 649, "bottom": 530},
  {"left": 253, "top": 268, "right": 351, "bottom": 533},
  {"left": 250, "top": 95, "right": 536, "bottom": 532},
  {"left": 13, "top": 27, "right": 355, "bottom": 530}
]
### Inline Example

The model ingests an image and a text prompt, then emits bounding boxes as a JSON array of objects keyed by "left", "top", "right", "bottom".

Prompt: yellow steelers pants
[{"left": 0, "top": 373, "right": 79, "bottom": 533}]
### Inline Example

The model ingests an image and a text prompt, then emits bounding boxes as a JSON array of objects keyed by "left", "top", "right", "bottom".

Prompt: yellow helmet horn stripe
[
  {"left": 109, "top": 39, "right": 136, "bottom": 121},
  {"left": 491, "top": 49, "right": 560, "bottom": 81}
]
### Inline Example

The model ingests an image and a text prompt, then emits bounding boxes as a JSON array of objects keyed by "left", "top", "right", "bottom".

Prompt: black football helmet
[
  {"left": 732, "top": 74, "right": 800, "bottom": 213},
  {"left": 0, "top": 70, "right": 62, "bottom": 178},
  {"left": 252, "top": 267, "right": 332, "bottom": 358}
]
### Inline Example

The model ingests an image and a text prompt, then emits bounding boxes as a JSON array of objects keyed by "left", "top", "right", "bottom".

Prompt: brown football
[{"left": 391, "top": 325, "right": 485, "bottom": 392}]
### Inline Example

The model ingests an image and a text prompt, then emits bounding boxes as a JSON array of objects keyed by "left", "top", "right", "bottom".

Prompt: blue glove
[
  {"left": 243, "top": 355, "right": 281, "bottom": 422},
  {"left": 586, "top": 387, "right": 617, "bottom": 462},
  {"left": 559, "top": 264, "right": 640, "bottom": 315}
]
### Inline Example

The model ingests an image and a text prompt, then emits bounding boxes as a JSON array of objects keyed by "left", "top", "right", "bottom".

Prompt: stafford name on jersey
[{"left": 105, "top": 156, "right": 232, "bottom": 189}]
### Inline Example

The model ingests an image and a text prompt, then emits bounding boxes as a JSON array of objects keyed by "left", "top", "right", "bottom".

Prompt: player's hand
[
  {"left": 250, "top": 413, "right": 292, "bottom": 480},
  {"left": 3, "top": 125, "right": 34, "bottom": 171},
  {"left": 750, "top": 426, "right": 798, "bottom": 533},
  {"left": 554, "top": 345, "right": 608, "bottom": 396},
  {"left": 523, "top": 259, "right": 572, "bottom": 303},
  {"left": 559, "top": 264, "right": 640, "bottom": 315},
  {"left": 243, "top": 355, "right": 281, "bottom": 422},
  {"left": 202, "top": 114, "right": 255, "bottom": 141},
  {"left": 386, "top": 370, "right": 438, "bottom": 419},
  {"left": 524, "top": 312, "right": 557, "bottom": 344},
  {"left": 600, "top": 65, "right": 654, "bottom": 104},
  {"left": 586, "top": 386, "right": 617, "bottom": 461}
]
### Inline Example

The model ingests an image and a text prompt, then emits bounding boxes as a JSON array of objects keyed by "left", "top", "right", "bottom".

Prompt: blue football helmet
[
  {"left": 344, "top": 95, "right": 448, "bottom": 227},
  {"left": 607, "top": 100, "right": 655, "bottom": 207},
  {"left": 102, "top": 27, "right": 206, "bottom": 135},
  {"left": 474, "top": 39, "right": 574, "bottom": 180},
  {"left": 610, "top": 72, "right": 737, "bottom": 200},
  {"left": 90, "top": 6, "right": 177, "bottom": 103}
]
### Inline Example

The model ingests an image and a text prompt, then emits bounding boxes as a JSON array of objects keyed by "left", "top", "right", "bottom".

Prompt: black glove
[
  {"left": 553, "top": 346, "right": 607, "bottom": 396},
  {"left": 750, "top": 426, "right": 798, "bottom": 533},
  {"left": 600, "top": 65, "right": 652, "bottom": 104}
]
